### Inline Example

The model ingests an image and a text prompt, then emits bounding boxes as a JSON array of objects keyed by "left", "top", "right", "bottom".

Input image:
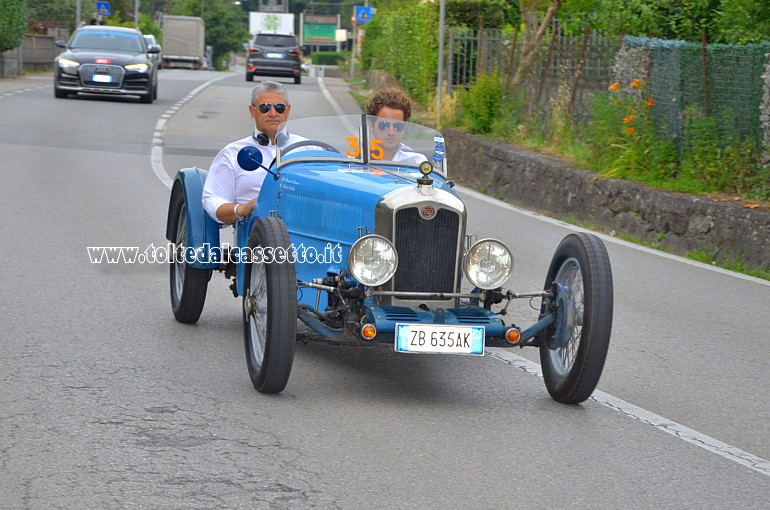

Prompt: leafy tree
[
  {"left": 173, "top": 0, "right": 249, "bottom": 70},
  {"left": 445, "top": 0, "right": 516, "bottom": 30},
  {"left": 712, "top": 0, "right": 770, "bottom": 44},
  {"left": 0, "top": 0, "right": 27, "bottom": 52}
]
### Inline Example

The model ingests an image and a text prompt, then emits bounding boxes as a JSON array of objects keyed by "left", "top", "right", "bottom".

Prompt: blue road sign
[
  {"left": 355, "top": 6, "right": 372, "bottom": 24},
  {"left": 96, "top": 1, "right": 111, "bottom": 17}
]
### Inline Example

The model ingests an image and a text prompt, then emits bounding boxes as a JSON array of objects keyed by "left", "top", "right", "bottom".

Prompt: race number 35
[{"left": 345, "top": 137, "right": 384, "bottom": 160}]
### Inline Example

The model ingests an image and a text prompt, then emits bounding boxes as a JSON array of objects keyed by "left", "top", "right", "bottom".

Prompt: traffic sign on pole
[
  {"left": 96, "top": 1, "right": 111, "bottom": 18},
  {"left": 354, "top": 6, "right": 372, "bottom": 24}
]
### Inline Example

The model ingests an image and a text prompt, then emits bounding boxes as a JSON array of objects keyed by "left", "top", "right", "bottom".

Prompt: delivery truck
[{"left": 162, "top": 15, "right": 205, "bottom": 70}]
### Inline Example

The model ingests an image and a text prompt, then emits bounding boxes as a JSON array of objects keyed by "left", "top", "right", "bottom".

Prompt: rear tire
[
  {"left": 539, "top": 233, "right": 613, "bottom": 404},
  {"left": 294, "top": 75, "right": 301, "bottom": 85},
  {"left": 243, "top": 217, "right": 297, "bottom": 393},
  {"left": 246, "top": 72, "right": 254, "bottom": 82},
  {"left": 169, "top": 188, "right": 210, "bottom": 323}
]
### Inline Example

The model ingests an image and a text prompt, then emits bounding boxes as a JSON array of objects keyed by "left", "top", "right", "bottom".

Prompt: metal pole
[
  {"left": 350, "top": 23, "right": 357, "bottom": 80},
  {"left": 436, "top": 0, "right": 446, "bottom": 129},
  {"left": 76, "top": 0, "right": 81, "bottom": 26},
  {"left": 135, "top": 0, "right": 140, "bottom": 28}
]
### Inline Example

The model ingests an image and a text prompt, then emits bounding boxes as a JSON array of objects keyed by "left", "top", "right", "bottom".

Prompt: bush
[
  {"left": 311, "top": 51, "right": 343, "bottom": 66},
  {"left": 0, "top": 0, "right": 27, "bottom": 52},
  {"left": 457, "top": 72, "right": 502, "bottom": 134}
]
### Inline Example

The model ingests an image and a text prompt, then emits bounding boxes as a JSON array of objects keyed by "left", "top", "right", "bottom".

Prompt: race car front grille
[
  {"left": 392, "top": 207, "right": 459, "bottom": 295},
  {"left": 79, "top": 64, "right": 124, "bottom": 88}
]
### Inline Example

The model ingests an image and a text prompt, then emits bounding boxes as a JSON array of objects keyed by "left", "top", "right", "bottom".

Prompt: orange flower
[
  {"left": 626, "top": 127, "right": 635, "bottom": 135},
  {"left": 623, "top": 115, "right": 634, "bottom": 123},
  {"left": 609, "top": 82, "right": 620, "bottom": 91},
  {"left": 646, "top": 98, "right": 655, "bottom": 107},
  {"left": 630, "top": 79, "right": 641, "bottom": 88}
]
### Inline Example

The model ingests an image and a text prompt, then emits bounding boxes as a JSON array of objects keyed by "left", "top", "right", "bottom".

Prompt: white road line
[
  {"left": 150, "top": 74, "right": 231, "bottom": 190},
  {"left": 488, "top": 348, "right": 770, "bottom": 478}
]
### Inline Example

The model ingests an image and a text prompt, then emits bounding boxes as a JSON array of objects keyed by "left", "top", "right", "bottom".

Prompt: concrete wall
[{"left": 445, "top": 129, "right": 770, "bottom": 270}]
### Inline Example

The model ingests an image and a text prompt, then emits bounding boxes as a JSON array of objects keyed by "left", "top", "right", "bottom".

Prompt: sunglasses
[
  {"left": 256, "top": 103, "right": 287, "bottom": 114},
  {"left": 377, "top": 120, "right": 405, "bottom": 132}
]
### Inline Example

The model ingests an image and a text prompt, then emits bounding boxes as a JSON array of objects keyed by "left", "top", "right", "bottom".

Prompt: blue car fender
[{"left": 166, "top": 168, "right": 221, "bottom": 270}]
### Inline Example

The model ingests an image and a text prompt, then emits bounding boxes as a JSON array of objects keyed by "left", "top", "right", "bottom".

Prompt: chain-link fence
[
  {"left": 620, "top": 36, "right": 770, "bottom": 149},
  {"left": 449, "top": 29, "right": 770, "bottom": 156}
]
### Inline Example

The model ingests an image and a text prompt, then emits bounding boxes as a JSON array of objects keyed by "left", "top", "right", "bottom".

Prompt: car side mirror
[
  {"left": 55, "top": 40, "right": 66, "bottom": 48},
  {"left": 148, "top": 46, "right": 161, "bottom": 54},
  {"left": 237, "top": 146, "right": 265, "bottom": 171}
]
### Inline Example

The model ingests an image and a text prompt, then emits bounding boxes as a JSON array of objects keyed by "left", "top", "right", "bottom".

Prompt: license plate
[
  {"left": 395, "top": 324, "right": 485, "bottom": 356},
  {"left": 265, "top": 52, "right": 284, "bottom": 59},
  {"left": 92, "top": 74, "right": 112, "bottom": 83}
]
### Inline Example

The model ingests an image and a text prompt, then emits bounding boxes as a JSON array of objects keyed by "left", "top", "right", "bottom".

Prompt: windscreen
[
  {"left": 281, "top": 115, "right": 444, "bottom": 171},
  {"left": 70, "top": 30, "right": 144, "bottom": 52},
  {"left": 254, "top": 35, "right": 296, "bottom": 47}
]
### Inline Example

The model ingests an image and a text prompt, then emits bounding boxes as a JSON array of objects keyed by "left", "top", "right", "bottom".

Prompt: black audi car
[{"left": 54, "top": 26, "right": 160, "bottom": 103}]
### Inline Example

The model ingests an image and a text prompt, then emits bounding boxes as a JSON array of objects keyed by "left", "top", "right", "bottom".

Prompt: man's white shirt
[{"left": 202, "top": 129, "right": 305, "bottom": 223}]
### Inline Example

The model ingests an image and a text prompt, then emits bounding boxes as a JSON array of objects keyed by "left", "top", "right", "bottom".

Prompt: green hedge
[
  {"left": 0, "top": 0, "right": 27, "bottom": 52},
  {"left": 311, "top": 51, "right": 343, "bottom": 66}
]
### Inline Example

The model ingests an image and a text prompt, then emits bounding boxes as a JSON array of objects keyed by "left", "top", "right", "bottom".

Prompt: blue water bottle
[{"left": 433, "top": 134, "right": 445, "bottom": 168}]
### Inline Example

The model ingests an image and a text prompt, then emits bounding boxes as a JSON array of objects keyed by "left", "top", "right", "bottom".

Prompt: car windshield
[
  {"left": 254, "top": 35, "right": 295, "bottom": 47},
  {"left": 70, "top": 30, "right": 144, "bottom": 52},
  {"left": 278, "top": 114, "right": 446, "bottom": 175}
]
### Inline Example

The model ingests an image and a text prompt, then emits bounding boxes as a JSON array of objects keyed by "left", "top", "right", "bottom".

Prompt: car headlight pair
[{"left": 348, "top": 235, "right": 513, "bottom": 290}]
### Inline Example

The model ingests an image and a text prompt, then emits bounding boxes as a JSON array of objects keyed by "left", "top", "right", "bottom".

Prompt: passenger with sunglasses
[
  {"left": 365, "top": 88, "right": 426, "bottom": 164},
  {"left": 202, "top": 81, "right": 306, "bottom": 223}
]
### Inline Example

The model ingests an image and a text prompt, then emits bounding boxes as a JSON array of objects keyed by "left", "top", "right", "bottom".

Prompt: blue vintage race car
[{"left": 166, "top": 115, "right": 613, "bottom": 403}]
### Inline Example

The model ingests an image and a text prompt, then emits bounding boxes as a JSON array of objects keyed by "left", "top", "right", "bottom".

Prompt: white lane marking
[
  {"left": 151, "top": 74, "right": 231, "bottom": 190},
  {"left": 317, "top": 77, "right": 357, "bottom": 133},
  {"left": 459, "top": 186, "right": 770, "bottom": 287},
  {"left": 488, "top": 348, "right": 770, "bottom": 478}
]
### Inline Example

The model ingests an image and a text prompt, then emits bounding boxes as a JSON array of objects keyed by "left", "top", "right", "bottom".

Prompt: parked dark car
[
  {"left": 143, "top": 34, "right": 163, "bottom": 69},
  {"left": 246, "top": 33, "right": 301, "bottom": 84},
  {"left": 54, "top": 26, "right": 160, "bottom": 103}
]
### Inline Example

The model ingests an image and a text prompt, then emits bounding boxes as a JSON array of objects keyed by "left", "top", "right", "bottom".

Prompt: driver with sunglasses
[
  {"left": 365, "top": 87, "right": 426, "bottom": 164},
  {"left": 202, "top": 81, "right": 306, "bottom": 223}
]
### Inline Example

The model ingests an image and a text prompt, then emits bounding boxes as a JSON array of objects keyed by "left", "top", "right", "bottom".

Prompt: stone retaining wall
[{"left": 445, "top": 129, "right": 770, "bottom": 270}]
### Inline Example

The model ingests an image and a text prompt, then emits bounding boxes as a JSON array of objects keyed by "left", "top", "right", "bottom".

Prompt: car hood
[{"left": 57, "top": 49, "right": 149, "bottom": 66}]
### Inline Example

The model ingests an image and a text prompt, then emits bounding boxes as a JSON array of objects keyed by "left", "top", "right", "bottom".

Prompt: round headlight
[
  {"left": 348, "top": 235, "right": 398, "bottom": 287},
  {"left": 463, "top": 239, "right": 513, "bottom": 290}
]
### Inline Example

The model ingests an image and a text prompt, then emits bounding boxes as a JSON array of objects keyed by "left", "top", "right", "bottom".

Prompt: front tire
[
  {"left": 243, "top": 217, "right": 297, "bottom": 393},
  {"left": 54, "top": 86, "right": 67, "bottom": 99},
  {"left": 169, "top": 189, "right": 210, "bottom": 323},
  {"left": 539, "top": 233, "right": 613, "bottom": 404}
]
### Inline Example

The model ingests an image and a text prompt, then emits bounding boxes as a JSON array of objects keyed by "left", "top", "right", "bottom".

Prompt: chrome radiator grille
[
  {"left": 392, "top": 207, "right": 460, "bottom": 294},
  {"left": 79, "top": 64, "right": 124, "bottom": 87}
]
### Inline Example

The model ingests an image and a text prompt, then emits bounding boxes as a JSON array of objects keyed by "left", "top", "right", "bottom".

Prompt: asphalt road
[{"left": 1, "top": 69, "right": 769, "bottom": 509}]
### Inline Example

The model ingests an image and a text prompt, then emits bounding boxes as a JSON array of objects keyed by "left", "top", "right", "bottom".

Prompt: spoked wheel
[
  {"left": 243, "top": 217, "right": 297, "bottom": 393},
  {"left": 539, "top": 232, "right": 613, "bottom": 404},
  {"left": 169, "top": 189, "right": 210, "bottom": 323}
]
